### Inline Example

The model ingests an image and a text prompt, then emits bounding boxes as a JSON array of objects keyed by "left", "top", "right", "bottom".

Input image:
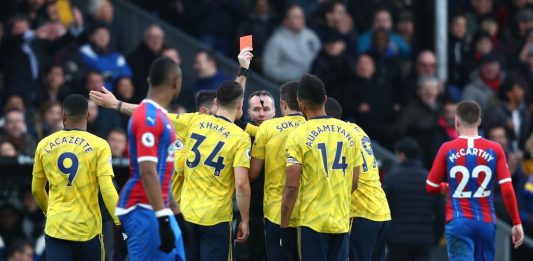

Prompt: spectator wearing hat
[
  {"left": 462, "top": 54, "right": 504, "bottom": 111},
  {"left": 310, "top": 29, "right": 352, "bottom": 96},
  {"left": 383, "top": 137, "right": 445, "bottom": 261},
  {"left": 79, "top": 23, "right": 132, "bottom": 92}
]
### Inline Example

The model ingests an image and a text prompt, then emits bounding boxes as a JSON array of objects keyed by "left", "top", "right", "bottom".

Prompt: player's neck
[
  {"left": 64, "top": 122, "right": 86, "bottom": 131},
  {"left": 283, "top": 109, "right": 301, "bottom": 117},
  {"left": 216, "top": 108, "right": 237, "bottom": 122},
  {"left": 146, "top": 89, "right": 173, "bottom": 109},
  {"left": 457, "top": 128, "right": 479, "bottom": 137},
  {"left": 304, "top": 109, "right": 327, "bottom": 119}
]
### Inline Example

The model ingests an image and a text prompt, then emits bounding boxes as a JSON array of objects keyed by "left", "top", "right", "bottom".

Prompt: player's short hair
[
  {"left": 217, "top": 81, "right": 244, "bottom": 107},
  {"left": 456, "top": 100, "right": 481, "bottom": 125},
  {"left": 148, "top": 56, "right": 181, "bottom": 88},
  {"left": 297, "top": 74, "right": 326, "bottom": 107},
  {"left": 394, "top": 137, "right": 420, "bottom": 160},
  {"left": 249, "top": 90, "right": 275, "bottom": 107},
  {"left": 280, "top": 81, "right": 299, "bottom": 111},
  {"left": 63, "top": 94, "right": 88, "bottom": 118},
  {"left": 196, "top": 90, "right": 217, "bottom": 111},
  {"left": 325, "top": 97, "right": 342, "bottom": 119}
]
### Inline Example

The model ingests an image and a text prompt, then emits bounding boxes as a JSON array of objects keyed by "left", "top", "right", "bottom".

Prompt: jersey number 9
[{"left": 57, "top": 152, "right": 79, "bottom": 186}]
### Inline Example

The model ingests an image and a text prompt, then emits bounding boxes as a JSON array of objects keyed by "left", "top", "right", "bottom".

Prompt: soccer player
[
  {"left": 426, "top": 100, "right": 524, "bottom": 260},
  {"left": 250, "top": 81, "right": 305, "bottom": 261},
  {"left": 325, "top": 97, "right": 391, "bottom": 261},
  {"left": 32, "top": 94, "right": 120, "bottom": 261},
  {"left": 171, "top": 81, "right": 252, "bottom": 260},
  {"left": 281, "top": 74, "right": 362, "bottom": 261},
  {"left": 195, "top": 90, "right": 218, "bottom": 115},
  {"left": 115, "top": 57, "right": 185, "bottom": 261}
]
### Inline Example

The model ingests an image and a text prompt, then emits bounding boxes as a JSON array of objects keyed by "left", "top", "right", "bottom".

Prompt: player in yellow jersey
[
  {"left": 281, "top": 74, "right": 363, "bottom": 261},
  {"left": 325, "top": 97, "right": 391, "bottom": 261},
  {"left": 170, "top": 81, "right": 252, "bottom": 261},
  {"left": 32, "top": 94, "right": 120, "bottom": 261},
  {"left": 249, "top": 81, "right": 305, "bottom": 261}
]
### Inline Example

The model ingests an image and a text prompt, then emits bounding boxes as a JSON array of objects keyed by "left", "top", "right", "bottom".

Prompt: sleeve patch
[{"left": 142, "top": 132, "right": 155, "bottom": 147}]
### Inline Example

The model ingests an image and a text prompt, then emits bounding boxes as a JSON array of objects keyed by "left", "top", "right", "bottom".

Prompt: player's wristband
[
  {"left": 117, "top": 101, "right": 123, "bottom": 112},
  {"left": 155, "top": 208, "right": 173, "bottom": 218},
  {"left": 238, "top": 67, "right": 249, "bottom": 77}
]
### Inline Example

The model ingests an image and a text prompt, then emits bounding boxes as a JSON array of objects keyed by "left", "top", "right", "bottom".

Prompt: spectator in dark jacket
[
  {"left": 448, "top": 14, "right": 469, "bottom": 88},
  {"left": 0, "top": 110, "right": 36, "bottom": 156},
  {"left": 193, "top": 50, "right": 229, "bottom": 94},
  {"left": 127, "top": 24, "right": 165, "bottom": 103},
  {"left": 383, "top": 137, "right": 445, "bottom": 261},
  {"left": 35, "top": 64, "right": 70, "bottom": 106}
]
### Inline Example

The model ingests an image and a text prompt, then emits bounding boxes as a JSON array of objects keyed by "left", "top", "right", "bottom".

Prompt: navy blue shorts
[
  {"left": 185, "top": 221, "right": 232, "bottom": 261},
  {"left": 45, "top": 234, "right": 103, "bottom": 261},
  {"left": 298, "top": 226, "right": 349, "bottom": 261},
  {"left": 349, "top": 217, "right": 390, "bottom": 261},
  {"left": 445, "top": 218, "right": 496, "bottom": 261},
  {"left": 264, "top": 219, "right": 298, "bottom": 261}
]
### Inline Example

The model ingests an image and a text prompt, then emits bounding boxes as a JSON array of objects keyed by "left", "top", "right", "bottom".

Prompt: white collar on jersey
[
  {"left": 458, "top": 135, "right": 481, "bottom": 139},
  {"left": 142, "top": 99, "right": 168, "bottom": 114}
]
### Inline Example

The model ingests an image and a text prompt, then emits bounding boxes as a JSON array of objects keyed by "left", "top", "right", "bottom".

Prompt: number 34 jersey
[
  {"left": 33, "top": 129, "right": 114, "bottom": 241},
  {"left": 170, "top": 113, "right": 251, "bottom": 226},
  {"left": 427, "top": 136, "right": 511, "bottom": 224}
]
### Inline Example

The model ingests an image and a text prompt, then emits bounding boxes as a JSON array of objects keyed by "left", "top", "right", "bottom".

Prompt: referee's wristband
[{"left": 155, "top": 208, "right": 173, "bottom": 218}]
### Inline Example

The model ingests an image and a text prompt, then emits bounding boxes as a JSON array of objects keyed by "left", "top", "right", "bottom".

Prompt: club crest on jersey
[
  {"left": 287, "top": 157, "right": 299, "bottom": 164},
  {"left": 142, "top": 132, "right": 155, "bottom": 147}
]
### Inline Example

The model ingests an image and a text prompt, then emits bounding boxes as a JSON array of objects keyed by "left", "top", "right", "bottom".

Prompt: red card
[{"left": 240, "top": 35, "right": 253, "bottom": 51}]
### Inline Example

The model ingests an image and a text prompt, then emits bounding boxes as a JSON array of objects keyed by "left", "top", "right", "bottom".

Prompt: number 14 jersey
[
  {"left": 427, "top": 136, "right": 512, "bottom": 224},
  {"left": 170, "top": 113, "right": 251, "bottom": 226}
]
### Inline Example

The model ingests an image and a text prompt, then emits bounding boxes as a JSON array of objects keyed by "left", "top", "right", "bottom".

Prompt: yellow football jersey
[
  {"left": 286, "top": 116, "right": 362, "bottom": 233},
  {"left": 348, "top": 123, "right": 391, "bottom": 221},
  {"left": 169, "top": 113, "right": 251, "bottom": 225},
  {"left": 251, "top": 114, "right": 306, "bottom": 226},
  {"left": 32, "top": 129, "right": 114, "bottom": 241}
]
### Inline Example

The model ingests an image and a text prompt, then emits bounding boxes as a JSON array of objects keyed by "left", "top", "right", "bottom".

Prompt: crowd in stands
[{"left": 1, "top": 0, "right": 533, "bottom": 259}]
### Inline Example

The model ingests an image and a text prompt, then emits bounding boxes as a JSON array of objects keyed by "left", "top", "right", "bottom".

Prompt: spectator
[
  {"left": 462, "top": 31, "right": 501, "bottom": 76},
  {"left": 393, "top": 77, "right": 445, "bottom": 167},
  {"left": 465, "top": 0, "right": 495, "bottom": 39},
  {"left": 0, "top": 204, "right": 25, "bottom": 246},
  {"left": 262, "top": 5, "right": 321, "bottom": 83},
  {"left": 340, "top": 54, "right": 397, "bottom": 148},
  {"left": 18, "top": 187, "right": 45, "bottom": 243},
  {"left": 315, "top": 2, "right": 356, "bottom": 58},
  {"left": 484, "top": 78, "right": 530, "bottom": 151},
  {"left": 107, "top": 128, "right": 127, "bottom": 158},
  {"left": 87, "top": 0, "right": 128, "bottom": 52},
  {"left": 438, "top": 101, "right": 459, "bottom": 141},
  {"left": 6, "top": 238, "right": 33, "bottom": 261},
  {"left": 35, "top": 64, "right": 69, "bottom": 106},
  {"left": 114, "top": 77, "right": 135, "bottom": 103},
  {"left": 367, "top": 28, "right": 403, "bottom": 83},
  {"left": 509, "top": 9, "right": 533, "bottom": 57},
  {"left": 238, "top": 0, "right": 278, "bottom": 72},
  {"left": 162, "top": 47, "right": 181, "bottom": 65},
  {"left": 86, "top": 96, "right": 120, "bottom": 138},
  {"left": 2, "top": 95, "right": 26, "bottom": 117},
  {"left": 85, "top": 70, "right": 105, "bottom": 92},
  {"left": 357, "top": 8, "right": 410, "bottom": 59},
  {"left": 0, "top": 141, "right": 17, "bottom": 157},
  {"left": 34, "top": 101, "right": 62, "bottom": 139},
  {"left": 79, "top": 23, "right": 132, "bottom": 91},
  {"left": 383, "top": 137, "right": 445, "bottom": 261},
  {"left": 462, "top": 54, "right": 503, "bottom": 111},
  {"left": 0, "top": 110, "right": 36, "bottom": 156},
  {"left": 404, "top": 51, "right": 438, "bottom": 104},
  {"left": 397, "top": 11, "right": 414, "bottom": 48},
  {"left": 18, "top": 0, "right": 48, "bottom": 29},
  {"left": 347, "top": 0, "right": 400, "bottom": 33},
  {"left": 448, "top": 14, "right": 469, "bottom": 87},
  {"left": 193, "top": 50, "right": 229, "bottom": 93},
  {"left": 127, "top": 24, "right": 165, "bottom": 103},
  {"left": 310, "top": 30, "right": 352, "bottom": 94}
]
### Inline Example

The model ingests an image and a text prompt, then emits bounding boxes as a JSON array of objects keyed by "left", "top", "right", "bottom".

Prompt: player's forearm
[
  {"left": 116, "top": 101, "right": 138, "bottom": 116},
  {"left": 98, "top": 176, "right": 120, "bottom": 225},
  {"left": 249, "top": 158, "right": 264, "bottom": 180},
  {"left": 352, "top": 166, "right": 361, "bottom": 192},
  {"left": 140, "top": 170, "right": 166, "bottom": 211},
  {"left": 280, "top": 185, "right": 298, "bottom": 228},
  {"left": 236, "top": 182, "right": 251, "bottom": 222},
  {"left": 500, "top": 182, "right": 522, "bottom": 225},
  {"left": 31, "top": 177, "right": 48, "bottom": 215},
  {"left": 235, "top": 75, "right": 247, "bottom": 93}
]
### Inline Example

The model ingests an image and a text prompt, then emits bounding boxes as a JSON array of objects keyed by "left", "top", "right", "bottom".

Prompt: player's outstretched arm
[
  {"left": 352, "top": 166, "right": 361, "bottom": 192},
  {"left": 89, "top": 86, "right": 139, "bottom": 116},
  {"left": 98, "top": 176, "right": 120, "bottom": 226},
  {"left": 235, "top": 167, "right": 251, "bottom": 243},
  {"left": 249, "top": 157, "right": 264, "bottom": 180},
  {"left": 235, "top": 47, "right": 253, "bottom": 92},
  {"left": 31, "top": 176, "right": 48, "bottom": 215},
  {"left": 281, "top": 164, "right": 301, "bottom": 228}
]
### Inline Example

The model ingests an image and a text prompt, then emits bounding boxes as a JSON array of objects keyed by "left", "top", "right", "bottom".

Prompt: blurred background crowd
[{"left": 1, "top": 0, "right": 533, "bottom": 260}]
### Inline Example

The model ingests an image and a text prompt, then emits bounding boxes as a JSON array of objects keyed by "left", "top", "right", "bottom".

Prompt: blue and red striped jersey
[
  {"left": 427, "top": 136, "right": 512, "bottom": 224},
  {"left": 116, "top": 99, "right": 176, "bottom": 215}
]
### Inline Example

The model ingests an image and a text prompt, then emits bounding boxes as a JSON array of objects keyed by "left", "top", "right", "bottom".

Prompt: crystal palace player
[
  {"left": 426, "top": 100, "right": 524, "bottom": 261},
  {"left": 115, "top": 57, "right": 185, "bottom": 261}
]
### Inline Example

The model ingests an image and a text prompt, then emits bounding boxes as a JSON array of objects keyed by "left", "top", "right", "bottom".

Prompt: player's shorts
[
  {"left": 349, "top": 217, "right": 390, "bottom": 261},
  {"left": 264, "top": 219, "right": 298, "bottom": 261},
  {"left": 445, "top": 218, "right": 496, "bottom": 261},
  {"left": 119, "top": 207, "right": 185, "bottom": 261},
  {"left": 45, "top": 234, "right": 103, "bottom": 261},
  {"left": 185, "top": 220, "right": 232, "bottom": 261},
  {"left": 298, "top": 226, "right": 349, "bottom": 261}
]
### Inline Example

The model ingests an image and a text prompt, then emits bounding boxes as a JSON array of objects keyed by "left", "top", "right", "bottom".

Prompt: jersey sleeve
[
  {"left": 427, "top": 143, "right": 448, "bottom": 193},
  {"left": 32, "top": 141, "right": 45, "bottom": 179},
  {"left": 233, "top": 133, "right": 251, "bottom": 168},
  {"left": 251, "top": 124, "right": 267, "bottom": 160},
  {"left": 494, "top": 144, "right": 512, "bottom": 184},
  {"left": 96, "top": 141, "right": 114, "bottom": 177},
  {"left": 286, "top": 130, "right": 303, "bottom": 166},
  {"left": 168, "top": 112, "right": 196, "bottom": 141},
  {"left": 133, "top": 113, "right": 162, "bottom": 163},
  {"left": 351, "top": 128, "right": 363, "bottom": 167}
]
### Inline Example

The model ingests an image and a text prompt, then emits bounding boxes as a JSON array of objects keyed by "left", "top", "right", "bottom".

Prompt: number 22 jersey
[{"left": 427, "top": 136, "right": 511, "bottom": 223}]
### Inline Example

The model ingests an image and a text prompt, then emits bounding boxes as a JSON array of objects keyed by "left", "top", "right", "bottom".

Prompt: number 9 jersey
[
  {"left": 427, "top": 136, "right": 516, "bottom": 224},
  {"left": 33, "top": 129, "right": 114, "bottom": 241},
  {"left": 170, "top": 113, "right": 251, "bottom": 225}
]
